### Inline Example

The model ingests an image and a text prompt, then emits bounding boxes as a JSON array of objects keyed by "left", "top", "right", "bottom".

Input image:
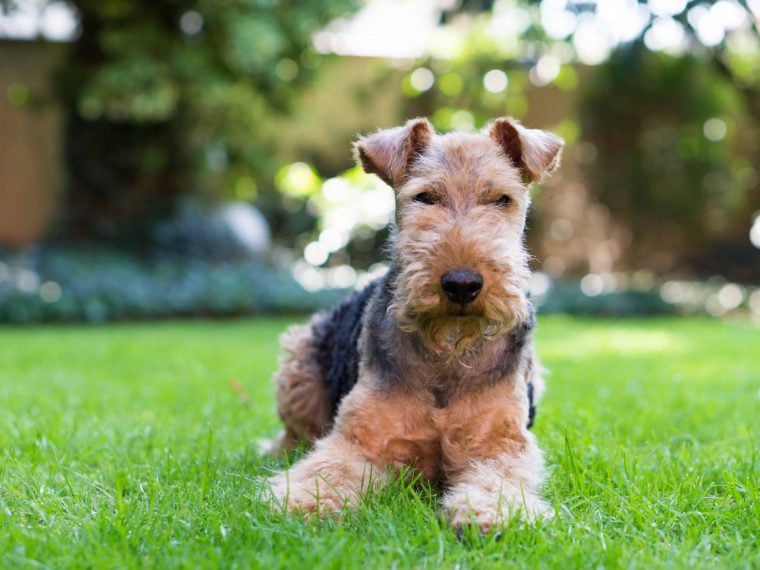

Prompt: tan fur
[
  {"left": 489, "top": 117, "right": 563, "bottom": 183},
  {"left": 337, "top": 381, "right": 442, "bottom": 479},
  {"left": 442, "top": 437, "right": 551, "bottom": 533},
  {"left": 267, "top": 117, "right": 564, "bottom": 532},
  {"left": 271, "top": 322, "right": 331, "bottom": 455},
  {"left": 269, "top": 430, "right": 387, "bottom": 514},
  {"left": 355, "top": 118, "right": 433, "bottom": 187},
  {"left": 438, "top": 358, "right": 552, "bottom": 529}
]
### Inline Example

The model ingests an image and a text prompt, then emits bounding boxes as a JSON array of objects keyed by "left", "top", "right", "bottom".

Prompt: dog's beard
[
  {"left": 412, "top": 314, "right": 512, "bottom": 354},
  {"left": 389, "top": 263, "right": 530, "bottom": 355}
]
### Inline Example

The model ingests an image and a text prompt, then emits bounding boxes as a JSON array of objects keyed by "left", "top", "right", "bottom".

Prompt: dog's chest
[
  {"left": 406, "top": 345, "right": 512, "bottom": 407},
  {"left": 340, "top": 379, "right": 522, "bottom": 480}
]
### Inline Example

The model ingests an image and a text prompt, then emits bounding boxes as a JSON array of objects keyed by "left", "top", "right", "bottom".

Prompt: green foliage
[
  {"left": 399, "top": 54, "right": 536, "bottom": 132},
  {"left": 56, "top": 0, "right": 357, "bottom": 240},
  {"left": 0, "top": 246, "right": 343, "bottom": 323},
  {"left": 580, "top": 47, "right": 752, "bottom": 261},
  {"left": 1, "top": 317, "right": 757, "bottom": 567}
]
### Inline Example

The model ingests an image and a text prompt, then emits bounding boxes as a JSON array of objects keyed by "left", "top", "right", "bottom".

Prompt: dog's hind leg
[{"left": 267, "top": 323, "right": 331, "bottom": 456}]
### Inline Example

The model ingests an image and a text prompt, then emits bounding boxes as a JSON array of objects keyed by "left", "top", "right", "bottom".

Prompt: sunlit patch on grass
[{"left": 544, "top": 328, "right": 686, "bottom": 359}]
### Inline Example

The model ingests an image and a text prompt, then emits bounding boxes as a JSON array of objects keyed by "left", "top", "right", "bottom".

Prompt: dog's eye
[
  {"left": 495, "top": 195, "right": 513, "bottom": 207},
  {"left": 414, "top": 192, "right": 437, "bottom": 205}
]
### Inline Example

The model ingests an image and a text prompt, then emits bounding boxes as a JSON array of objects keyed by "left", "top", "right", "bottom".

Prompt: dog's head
[{"left": 355, "top": 117, "right": 563, "bottom": 353}]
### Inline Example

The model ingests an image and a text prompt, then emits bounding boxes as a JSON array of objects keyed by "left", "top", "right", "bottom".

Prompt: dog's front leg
[
  {"left": 442, "top": 434, "right": 552, "bottom": 533},
  {"left": 268, "top": 431, "right": 386, "bottom": 515},
  {"left": 440, "top": 382, "right": 552, "bottom": 533}
]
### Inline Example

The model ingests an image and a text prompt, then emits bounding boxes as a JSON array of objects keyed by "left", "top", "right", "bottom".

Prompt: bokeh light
[
  {"left": 483, "top": 69, "right": 508, "bottom": 93},
  {"left": 410, "top": 67, "right": 435, "bottom": 92}
]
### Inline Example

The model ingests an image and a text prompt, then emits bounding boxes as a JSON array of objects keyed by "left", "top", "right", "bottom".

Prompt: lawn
[{"left": 1, "top": 316, "right": 757, "bottom": 569}]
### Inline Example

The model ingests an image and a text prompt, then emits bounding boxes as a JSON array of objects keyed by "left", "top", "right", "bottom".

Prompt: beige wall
[{"left": 0, "top": 40, "right": 63, "bottom": 247}]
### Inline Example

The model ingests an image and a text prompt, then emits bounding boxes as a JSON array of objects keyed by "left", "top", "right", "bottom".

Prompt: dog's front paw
[
  {"left": 267, "top": 473, "right": 352, "bottom": 516},
  {"left": 444, "top": 488, "right": 553, "bottom": 534}
]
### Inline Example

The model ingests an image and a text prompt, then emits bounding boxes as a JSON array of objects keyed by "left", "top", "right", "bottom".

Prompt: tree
[{"left": 3, "top": 0, "right": 358, "bottom": 242}]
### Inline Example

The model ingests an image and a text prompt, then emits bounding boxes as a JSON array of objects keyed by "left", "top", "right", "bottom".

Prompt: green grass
[{"left": 1, "top": 317, "right": 758, "bottom": 569}]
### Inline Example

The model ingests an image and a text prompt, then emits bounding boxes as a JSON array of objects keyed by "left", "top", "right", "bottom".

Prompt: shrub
[{"left": 0, "top": 246, "right": 343, "bottom": 324}]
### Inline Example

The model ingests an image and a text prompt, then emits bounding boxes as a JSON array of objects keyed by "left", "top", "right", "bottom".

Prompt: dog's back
[{"left": 311, "top": 277, "right": 382, "bottom": 414}]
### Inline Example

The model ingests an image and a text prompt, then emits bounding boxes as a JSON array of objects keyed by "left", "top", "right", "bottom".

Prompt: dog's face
[{"left": 356, "top": 118, "right": 563, "bottom": 353}]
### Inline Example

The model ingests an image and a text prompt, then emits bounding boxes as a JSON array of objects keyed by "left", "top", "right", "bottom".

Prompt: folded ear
[
  {"left": 354, "top": 118, "right": 434, "bottom": 187},
  {"left": 488, "top": 117, "right": 564, "bottom": 183}
]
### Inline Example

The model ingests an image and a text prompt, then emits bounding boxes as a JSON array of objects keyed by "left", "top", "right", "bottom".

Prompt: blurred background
[{"left": 1, "top": 0, "right": 759, "bottom": 323}]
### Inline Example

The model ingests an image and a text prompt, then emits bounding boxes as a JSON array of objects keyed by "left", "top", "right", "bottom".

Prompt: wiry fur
[
  {"left": 269, "top": 323, "right": 331, "bottom": 455},
  {"left": 268, "top": 117, "right": 563, "bottom": 533}
]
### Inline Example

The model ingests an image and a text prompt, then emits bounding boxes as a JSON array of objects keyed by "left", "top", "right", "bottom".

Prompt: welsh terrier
[{"left": 267, "top": 117, "right": 563, "bottom": 532}]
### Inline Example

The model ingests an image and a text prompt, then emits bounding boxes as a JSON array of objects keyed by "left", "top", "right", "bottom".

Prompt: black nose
[{"left": 440, "top": 269, "right": 483, "bottom": 305}]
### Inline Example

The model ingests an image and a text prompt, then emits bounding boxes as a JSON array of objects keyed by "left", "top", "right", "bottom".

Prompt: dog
[{"left": 267, "top": 117, "right": 563, "bottom": 532}]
